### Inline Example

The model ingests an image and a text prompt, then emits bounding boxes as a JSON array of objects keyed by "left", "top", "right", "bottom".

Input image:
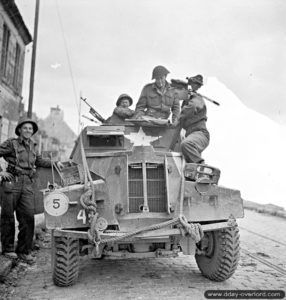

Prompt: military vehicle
[{"left": 42, "top": 120, "right": 244, "bottom": 287}]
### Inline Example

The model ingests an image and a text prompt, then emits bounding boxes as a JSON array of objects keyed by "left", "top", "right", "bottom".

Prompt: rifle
[
  {"left": 82, "top": 115, "right": 99, "bottom": 124},
  {"left": 80, "top": 97, "right": 106, "bottom": 123},
  {"left": 171, "top": 79, "right": 220, "bottom": 106}
]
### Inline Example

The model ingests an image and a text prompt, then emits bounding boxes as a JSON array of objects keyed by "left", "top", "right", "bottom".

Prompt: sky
[{"left": 16, "top": 0, "right": 286, "bottom": 134}]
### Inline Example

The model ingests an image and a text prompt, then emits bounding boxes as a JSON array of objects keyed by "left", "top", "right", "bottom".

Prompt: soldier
[
  {"left": 106, "top": 94, "right": 135, "bottom": 124},
  {"left": 179, "top": 75, "right": 210, "bottom": 164},
  {"left": 134, "top": 65, "right": 180, "bottom": 123},
  {"left": 0, "top": 118, "right": 63, "bottom": 264}
]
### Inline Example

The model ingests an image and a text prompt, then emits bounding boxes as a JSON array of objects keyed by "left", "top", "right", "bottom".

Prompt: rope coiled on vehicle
[
  {"left": 90, "top": 214, "right": 204, "bottom": 249},
  {"left": 79, "top": 130, "right": 101, "bottom": 245}
]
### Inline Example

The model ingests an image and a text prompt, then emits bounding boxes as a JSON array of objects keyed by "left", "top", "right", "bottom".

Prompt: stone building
[
  {"left": 0, "top": 0, "right": 32, "bottom": 143},
  {"left": 39, "top": 106, "right": 77, "bottom": 160}
]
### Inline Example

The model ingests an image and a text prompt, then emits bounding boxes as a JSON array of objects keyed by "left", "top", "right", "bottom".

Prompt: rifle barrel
[
  {"left": 189, "top": 91, "right": 220, "bottom": 106},
  {"left": 199, "top": 93, "right": 220, "bottom": 106},
  {"left": 81, "top": 97, "right": 106, "bottom": 122}
]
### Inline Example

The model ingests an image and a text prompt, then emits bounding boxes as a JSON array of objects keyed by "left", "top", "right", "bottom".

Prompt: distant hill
[{"left": 201, "top": 78, "right": 286, "bottom": 209}]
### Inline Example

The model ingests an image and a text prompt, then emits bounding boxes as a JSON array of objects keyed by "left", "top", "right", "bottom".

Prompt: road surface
[{"left": 1, "top": 210, "right": 285, "bottom": 300}]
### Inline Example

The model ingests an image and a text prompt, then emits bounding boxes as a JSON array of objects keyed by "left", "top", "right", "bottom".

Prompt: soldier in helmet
[
  {"left": 178, "top": 75, "right": 209, "bottom": 164},
  {"left": 134, "top": 65, "right": 180, "bottom": 123},
  {"left": 0, "top": 118, "right": 63, "bottom": 264},
  {"left": 106, "top": 94, "right": 135, "bottom": 124}
]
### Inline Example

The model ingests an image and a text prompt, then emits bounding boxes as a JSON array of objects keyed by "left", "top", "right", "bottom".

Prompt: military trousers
[
  {"left": 1, "top": 175, "right": 35, "bottom": 255},
  {"left": 181, "top": 130, "right": 209, "bottom": 163}
]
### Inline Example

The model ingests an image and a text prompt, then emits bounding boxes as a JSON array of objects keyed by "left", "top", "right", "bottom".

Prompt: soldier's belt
[{"left": 7, "top": 165, "right": 36, "bottom": 177}]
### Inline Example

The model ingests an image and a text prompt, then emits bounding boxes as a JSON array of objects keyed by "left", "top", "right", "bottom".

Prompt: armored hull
[{"left": 42, "top": 123, "right": 244, "bottom": 286}]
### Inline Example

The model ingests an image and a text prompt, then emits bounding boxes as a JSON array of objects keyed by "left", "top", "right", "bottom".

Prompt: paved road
[{"left": 1, "top": 210, "right": 286, "bottom": 300}]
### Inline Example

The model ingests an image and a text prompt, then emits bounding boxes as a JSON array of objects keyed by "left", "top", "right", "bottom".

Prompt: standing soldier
[
  {"left": 0, "top": 118, "right": 63, "bottom": 264},
  {"left": 179, "top": 75, "right": 210, "bottom": 164},
  {"left": 134, "top": 65, "right": 180, "bottom": 123}
]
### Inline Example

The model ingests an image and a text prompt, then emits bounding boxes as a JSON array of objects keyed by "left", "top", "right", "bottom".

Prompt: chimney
[{"left": 50, "top": 105, "right": 63, "bottom": 119}]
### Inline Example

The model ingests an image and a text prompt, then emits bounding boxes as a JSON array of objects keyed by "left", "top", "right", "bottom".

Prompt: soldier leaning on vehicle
[
  {"left": 134, "top": 65, "right": 180, "bottom": 123},
  {"left": 106, "top": 94, "right": 135, "bottom": 124},
  {"left": 177, "top": 75, "right": 210, "bottom": 164},
  {"left": 0, "top": 118, "right": 63, "bottom": 264}
]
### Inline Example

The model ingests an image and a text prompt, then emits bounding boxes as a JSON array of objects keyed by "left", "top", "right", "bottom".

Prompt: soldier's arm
[
  {"left": 114, "top": 107, "right": 135, "bottom": 118},
  {"left": 35, "top": 153, "right": 52, "bottom": 168},
  {"left": 171, "top": 97, "right": 181, "bottom": 123},
  {"left": 35, "top": 145, "right": 64, "bottom": 170},
  {"left": 125, "top": 108, "right": 135, "bottom": 117},
  {"left": 0, "top": 139, "right": 13, "bottom": 157},
  {"left": 134, "top": 87, "right": 147, "bottom": 118}
]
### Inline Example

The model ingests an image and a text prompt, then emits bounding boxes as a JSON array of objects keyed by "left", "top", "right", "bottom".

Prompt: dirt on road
[{"left": 0, "top": 209, "right": 285, "bottom": 300}]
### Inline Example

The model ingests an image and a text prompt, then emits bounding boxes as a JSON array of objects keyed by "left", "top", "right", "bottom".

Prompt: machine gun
[
  {"left": 81, "top": 97, "right": 106, "bottom": 123},
  {"left": 171, "top": 78, "right": 220, "bottom": 106}
]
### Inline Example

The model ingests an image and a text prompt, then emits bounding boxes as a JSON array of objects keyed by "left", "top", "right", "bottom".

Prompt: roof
[{"left": 0, "top": 0, "right": 32, "bottom": 45}]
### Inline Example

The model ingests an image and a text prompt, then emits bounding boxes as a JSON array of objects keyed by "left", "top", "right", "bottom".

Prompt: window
[
  {"left": 0, "top": 24, "right": 10, "bottom": 77},
  {"left": 13, "top": 43, "right": 21, "bottom": 89},
  {"left": 89, "top": 135, "right": 124, "bottom": 148}
]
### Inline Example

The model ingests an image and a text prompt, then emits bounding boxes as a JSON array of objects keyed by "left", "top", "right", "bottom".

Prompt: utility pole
[{"left": 27, "top": 0, "right": 40, "bottom": 118}]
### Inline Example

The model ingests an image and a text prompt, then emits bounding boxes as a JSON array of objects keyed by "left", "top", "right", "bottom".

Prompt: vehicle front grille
[
  {"left": 128, "top": 163, "right": 166, "bottom": 213},
  {"left": 128, "top": 164, "right": 144, "bottom": 213}
]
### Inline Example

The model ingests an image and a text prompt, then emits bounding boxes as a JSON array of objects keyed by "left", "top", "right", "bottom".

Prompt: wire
[{"left": 54, "top": 0, "right": 79, "bottom": 113}]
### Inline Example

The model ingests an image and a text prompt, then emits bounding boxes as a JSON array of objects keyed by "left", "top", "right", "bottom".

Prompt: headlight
[{"left": 44, "top": 191, "right": 69, "bottom": 216}]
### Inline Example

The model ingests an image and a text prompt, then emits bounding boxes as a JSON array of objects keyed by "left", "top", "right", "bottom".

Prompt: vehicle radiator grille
[
  {"left": 128, "top": 164, "right": 144, "bottom": 213},
  {"left": 128, "top": 163, "right": 166, "bottom": 213}
]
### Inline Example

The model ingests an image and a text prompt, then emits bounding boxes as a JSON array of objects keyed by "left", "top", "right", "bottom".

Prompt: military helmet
[
  {"left": 187, "top": 74, "right": 204, "bottom": 85},
  {"left": 152, "top": 65, "right": 170, "bottom": 80},
  {"left": 116, "top": 94, "right": 133, "bottom": 107},
  {"left": 15, "top": 117, "right": 38, "bottom": 136}
]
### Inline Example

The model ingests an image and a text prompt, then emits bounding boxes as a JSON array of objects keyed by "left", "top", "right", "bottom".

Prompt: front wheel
[
  {"left": 51, "top": 233, "right": 80, "bottom": 287},
  {"left": 195, "top": 225, "right": 240, "bottom": 281}
]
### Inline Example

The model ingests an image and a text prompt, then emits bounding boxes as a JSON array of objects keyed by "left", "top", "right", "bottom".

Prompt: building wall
[
  {"left": 39, "top": 106, "right": 77, "bottom": 161},
  {"left": 0, "top": 1, "right": 29, "bottom": 143}
]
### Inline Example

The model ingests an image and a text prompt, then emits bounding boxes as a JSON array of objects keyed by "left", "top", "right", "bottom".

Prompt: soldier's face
[
  {"left": 190, "top": 82, "right": 201, "bottom": 91},
  {"left": 19, "top": 123, "right": 34, "bottom": 139},
  {"left": 120, "top": 99, "right": 130, "bottom": 108},
  {"left": 155, "top": 75, "right": 166, "bottom": 88}
]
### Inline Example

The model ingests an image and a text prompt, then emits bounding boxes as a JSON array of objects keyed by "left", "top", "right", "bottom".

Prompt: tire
[
  {"left": 51, "top": 233, "right": 80, "bottom": 287},
  {"left": 195, "top": 225, "right": 240, "bottom": 281}
]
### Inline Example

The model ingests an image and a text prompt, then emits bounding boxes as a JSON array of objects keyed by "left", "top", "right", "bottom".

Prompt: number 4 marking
[{"left": 77, "top": 209, "right": 87, "bottom": 224}]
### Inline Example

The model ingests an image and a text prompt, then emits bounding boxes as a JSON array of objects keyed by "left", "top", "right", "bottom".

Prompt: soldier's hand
[
  {"left": 0, "top": 171, "right": 14, "bottom": 181},
  {"left": 134, "top": 114, "right": 143, "bottom": 120},
  {"left": 56, "top": 162, "right": 64, "bottom": 171}
]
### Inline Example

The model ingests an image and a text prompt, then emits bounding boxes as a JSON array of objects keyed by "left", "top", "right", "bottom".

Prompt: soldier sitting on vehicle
[
  {"left": 134, "top": 65, "right": 180, "bottom": 123},
  {"left": 178, "top": 75, "right": 210, "bottom": 164},
  {"left": 106, "top": 94, "right": 135, "bottom": 124}
]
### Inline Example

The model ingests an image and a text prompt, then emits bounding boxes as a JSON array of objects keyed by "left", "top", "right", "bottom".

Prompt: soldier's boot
[
  {"left": 17, "top": 253, "right": 36, "bottom": 265},
  {"left": 3, "top": 252, "right": 18, "bottom": 259}
]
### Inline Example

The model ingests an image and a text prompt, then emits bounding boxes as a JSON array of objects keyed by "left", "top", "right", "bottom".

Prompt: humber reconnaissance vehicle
[{"left": 42, "top": 121, "right": 244, "bottom": 287}]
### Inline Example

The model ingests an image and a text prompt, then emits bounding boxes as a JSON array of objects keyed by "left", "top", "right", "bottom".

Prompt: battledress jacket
[
  {"left": 106, "top": 107, "right": 135, "bottom": 124},
  {"left": 135, "top": 82, "right": 180, "bottom": 123},
  {"left": 0, "top": 137, "right": 52, "bottom": 176},
  {"left": 179, "top": 94, "right": 210, "bottom": 138}
]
